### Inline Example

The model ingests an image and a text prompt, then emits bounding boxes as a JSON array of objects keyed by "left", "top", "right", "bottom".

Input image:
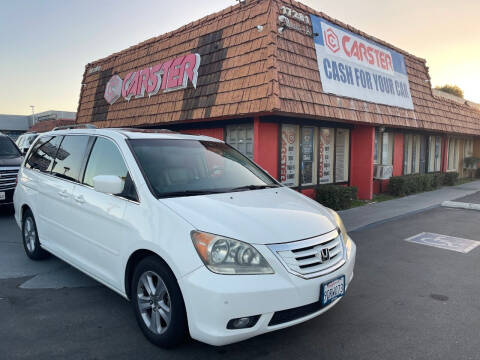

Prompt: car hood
[
  {"left": 160, "top": 187, "right": 336, "bottom": 244},
  {"left": 0, "top": 155, "right": 23, "bottom": 167}
]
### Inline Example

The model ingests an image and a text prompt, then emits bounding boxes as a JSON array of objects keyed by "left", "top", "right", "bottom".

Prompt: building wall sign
[
  {"left": 310, "top": 15, "right": 414, "bottom": 110},
  {"left": 103, "top": 53, "right": 201, "bottom": 105}
]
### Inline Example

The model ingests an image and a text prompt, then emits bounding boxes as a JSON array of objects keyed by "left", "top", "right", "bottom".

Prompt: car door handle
[
  {"left": 58, "top": 189, "right": 69, "bottom": 198},
  {"left": 74, "top": 195, "right": 85, "bottom": 204}
]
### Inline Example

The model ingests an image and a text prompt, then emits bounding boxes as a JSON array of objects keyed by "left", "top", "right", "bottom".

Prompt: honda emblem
[{"left": 321, "top": 248, "right": 330, "bottom": 262}]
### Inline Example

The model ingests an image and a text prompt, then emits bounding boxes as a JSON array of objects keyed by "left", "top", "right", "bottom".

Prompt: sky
[{"left": 0, "top": 0, "right": 479, "bottom": 115}]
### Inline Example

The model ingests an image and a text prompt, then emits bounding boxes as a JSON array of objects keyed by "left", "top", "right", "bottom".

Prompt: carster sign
[
  {"left": 103, "top": 53, "right": 201, "bottom": 105},
  {"left": 310, "top": 15, "right": 414, "bottom": 110}
]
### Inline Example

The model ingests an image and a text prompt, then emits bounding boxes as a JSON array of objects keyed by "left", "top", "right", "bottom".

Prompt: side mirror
[{"left": 92, "top": 175, "right": 125, "bottom": 195}]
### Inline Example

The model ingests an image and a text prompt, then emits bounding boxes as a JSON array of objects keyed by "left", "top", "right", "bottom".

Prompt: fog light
[{"left": 226, "top": 315, "right": 260, "bottom": 329}]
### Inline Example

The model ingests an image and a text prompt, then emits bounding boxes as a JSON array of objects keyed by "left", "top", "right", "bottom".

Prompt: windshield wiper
[
  {"left": 228, "top": 184, "right": 280, "bottom": 192},
  {"left": 159, "top": 190, "right": 224, "bottom": 198}
]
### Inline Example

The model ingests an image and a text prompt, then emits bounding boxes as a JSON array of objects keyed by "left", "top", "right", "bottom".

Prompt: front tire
[
  {"left": 131, "top": 256, "right": 188, "bottom": 348},
  {"left": 22, "top": 209, "right": 49, "bottom": 260}
]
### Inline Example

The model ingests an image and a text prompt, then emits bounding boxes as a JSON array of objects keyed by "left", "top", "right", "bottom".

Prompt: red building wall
[
  {"left": 253, "top": 118, "right": 278, "bottom": 178},
  {"left": 441, "top": 136, "right": 449, "bottom": 172},
  {"left": 393, "top": 133, "right": 404, "bottom": 176},
  {"left": 179, "top": 128, "right": 224, "bottom": 141},
  {"left": 350, "top": 125, "right": 375, "bottom": 200},
  {"left": 373, "top": 132, "right": 404, "bottom": 195}
]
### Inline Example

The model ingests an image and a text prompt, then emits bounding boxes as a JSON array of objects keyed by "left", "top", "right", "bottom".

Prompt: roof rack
[
  {"left": 52, "top": 124, "right": 97, "bottom": 131},
  {"left": 113, "top": 128, "right": 177, "bottom": 134}
]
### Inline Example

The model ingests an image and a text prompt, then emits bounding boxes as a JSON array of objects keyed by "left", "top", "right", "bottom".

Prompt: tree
[{"left": 434, "top": 84, "right": 464, "bottom": 99}]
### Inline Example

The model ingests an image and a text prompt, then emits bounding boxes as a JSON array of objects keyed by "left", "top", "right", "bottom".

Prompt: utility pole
[{"left": 30, "top": 105, "right": 35, "bottom": 126}]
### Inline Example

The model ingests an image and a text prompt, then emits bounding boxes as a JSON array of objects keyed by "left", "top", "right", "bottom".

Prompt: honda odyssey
[{"left": 14, "top": 127, "right": 356, "bottom": 347}]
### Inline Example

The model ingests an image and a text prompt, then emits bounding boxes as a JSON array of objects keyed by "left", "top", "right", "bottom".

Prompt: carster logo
[{"left": 324, "top": 28, "right": 340, "bottom": 53}]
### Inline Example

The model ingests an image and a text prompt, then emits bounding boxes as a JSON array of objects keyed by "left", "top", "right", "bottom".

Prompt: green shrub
[
  {"left": 432, "top": 173, "right": 445, "bottom": 188},
  {"left": 444, "top": 172, "right": 459, "bottom": 186},
  {"left": 315, "top": 185, "right": 358, "bottom": 210},
  {"left": 388, "top": 172, "right": 456, "bottom": 197},
  {"left": 388, "top": 176, "right": 408, "bottom": 196}
]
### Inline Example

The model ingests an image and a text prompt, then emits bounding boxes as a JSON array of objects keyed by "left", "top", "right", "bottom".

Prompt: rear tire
[
  {"left": 131, "top": 256, "right": 188, "bottom": 348},
  {"left": 22, "top": 209, "right": 49, "bottom": 260}
]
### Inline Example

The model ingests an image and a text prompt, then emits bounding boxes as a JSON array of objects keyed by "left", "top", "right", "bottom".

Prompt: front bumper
[{"left": 180, "top": 237, "right": 356, "bottom": 346}]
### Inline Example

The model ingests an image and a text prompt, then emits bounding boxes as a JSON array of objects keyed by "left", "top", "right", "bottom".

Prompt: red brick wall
[{"left": 29, "top": 119, "right": 75, "bottom": 132}]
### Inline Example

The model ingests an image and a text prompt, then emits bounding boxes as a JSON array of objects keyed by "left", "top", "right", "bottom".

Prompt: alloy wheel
[
  {"left": 24, "top": 217, "right": 36, "bottom": 253},
  {"left": 136, "top": 271, "right": 172, "bottom": 335}
]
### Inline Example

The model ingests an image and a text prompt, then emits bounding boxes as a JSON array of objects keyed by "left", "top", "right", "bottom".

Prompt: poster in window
[
  {"left": 301, "top": 127, "right": 314, "bottom": 185},
  {"left": 335, "top": 129, "right": 349, "bottom": 182},
  {"left": 280, "top": 125, "right": 298, "bottom": 186},
  {"left": 318, "top": 128, "right": 333, "bottom": 184}
]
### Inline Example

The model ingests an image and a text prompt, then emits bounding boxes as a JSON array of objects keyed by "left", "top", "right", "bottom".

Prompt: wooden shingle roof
[{"left": 76, "top": 0, "right": 480, "bottom": 136}]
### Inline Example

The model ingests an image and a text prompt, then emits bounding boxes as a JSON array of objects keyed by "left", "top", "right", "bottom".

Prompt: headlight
[
  {"left": 327, "top": 208, "right": 348, "bottom": 236},
  {"left": 327, "top": 209, "right": 353, "bottom": 259},
  {"left": 191, "top": 231, "right": 274, "bottom": 275}
]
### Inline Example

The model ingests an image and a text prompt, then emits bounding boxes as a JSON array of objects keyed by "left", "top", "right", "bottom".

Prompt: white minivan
[{"left": 14, "top": 127, "right": 356, "bottom": 347}]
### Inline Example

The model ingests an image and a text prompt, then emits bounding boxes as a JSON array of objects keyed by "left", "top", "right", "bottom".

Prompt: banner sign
[
  {"left": 310, "top": 15, "right": 414, "bottom": 110},
  {"left": 103, "top": 53, "right": 201, "bottom": 105}
]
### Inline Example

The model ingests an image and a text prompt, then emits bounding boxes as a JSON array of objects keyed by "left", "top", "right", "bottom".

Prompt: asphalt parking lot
[{"left": 1, "top": 203, "right": 480, "bottom": 360}]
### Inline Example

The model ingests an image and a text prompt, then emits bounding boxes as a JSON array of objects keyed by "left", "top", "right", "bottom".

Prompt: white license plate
[
  {"left": 0, "top": 192, "right": 5, "bottom": 201},
  {"left": 321, "top": 276, "right": 345, "bottom": 306}
]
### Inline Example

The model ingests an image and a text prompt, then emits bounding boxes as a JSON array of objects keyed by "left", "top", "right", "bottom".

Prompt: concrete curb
[{"left": 441, "top": 201, "right": 480, "bottom": 211}]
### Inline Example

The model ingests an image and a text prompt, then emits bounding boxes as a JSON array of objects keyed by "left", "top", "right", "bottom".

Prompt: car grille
[
  {"left": 0, "top": 167, "right": 20, "bottom": 191},
  {"left": 267, "top": 229, "right": 345, "bottom": 279}
]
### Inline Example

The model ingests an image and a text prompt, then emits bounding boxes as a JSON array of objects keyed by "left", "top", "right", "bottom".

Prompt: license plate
[
  {"left": 320, "top": 275, "right": 345, "bottom": 306},
  {"left": 0, "top": 192, "right": 5, "bottom": 201}
]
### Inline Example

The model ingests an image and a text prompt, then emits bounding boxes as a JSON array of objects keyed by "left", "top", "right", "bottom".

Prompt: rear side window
[
  {"left": 83, "top": 137, "right": 138, "bottom": 201},
  {"left": 25, "top": 136, "right": 63, "bottom": 173},
  {"left": 26, "top": 135, "right": 38, "bottom": 146},
  {"left": 51, "top": 135, "right": 90, "bottom": 182},
  {"left": 16, "top": 136, "right": 24, "bottom": 148},
  {"left": 0, "top": 136, "right": 21, "bottom": 157}
]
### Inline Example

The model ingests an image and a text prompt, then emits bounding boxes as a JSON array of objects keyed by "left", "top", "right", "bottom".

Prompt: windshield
[
  {"left": 0, "top": 136, "right": 21, "bottom": 157},
  {"left": 129, "top": 139, "right": 278, "bottom": 198}
]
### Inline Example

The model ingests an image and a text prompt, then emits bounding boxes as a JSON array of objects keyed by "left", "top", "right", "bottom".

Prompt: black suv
[{"left": 0, "top": 133, "right": 23, "bottom": 207}]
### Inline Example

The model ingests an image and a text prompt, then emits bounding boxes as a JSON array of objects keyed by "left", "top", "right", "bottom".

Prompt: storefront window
[
  {"left": 280, "top": 124, "right": 299, "bottom": 186},
  {"left": 318, "top": 128, "right": 334, "bottom": 184},
  {"left": 280, "top": 124, "right": 350, "bottom": 187},
  {"left": 300, "top": 127, "right": 316, "bottom": 185},
  {"left": 226, "top": 124, "right": 253, "bottom": 160},
  {"left": 374, "top": 130, "right": 394, "bottom": 165},
  {"left": 404, "top": 134, "right": 423, "bottom": 174},
  {"left": 335, "top": 128, "right": 350, "bottom": 182},
  {"left": 464, "top": 139, "right": 474, "bottom": 158},
  {"left": 427, "top": 136, "right": 442, "bottom": 172},
  {"left": 447, "top": 138, "right": 459, "bottom": 171}
]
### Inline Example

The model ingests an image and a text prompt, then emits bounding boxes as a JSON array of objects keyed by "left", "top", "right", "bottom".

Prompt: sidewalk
[{"left": 339, "top": 180, "right": 480, "bottom": 232}]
